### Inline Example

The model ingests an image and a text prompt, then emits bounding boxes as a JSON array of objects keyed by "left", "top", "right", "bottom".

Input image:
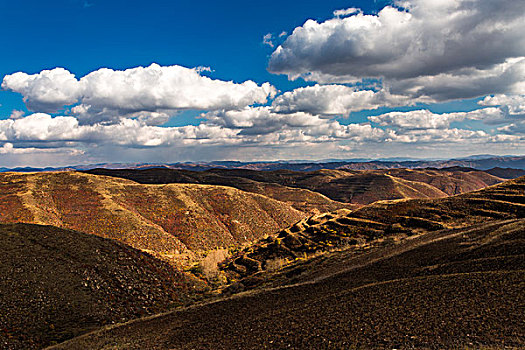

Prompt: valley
[{"left": 0, "top": 168, "right": 523, "bottom": 349}]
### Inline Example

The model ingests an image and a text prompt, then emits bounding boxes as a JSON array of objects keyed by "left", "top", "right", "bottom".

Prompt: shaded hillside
[
  {"left": 86, "top": 167, "right": 503, "bottom": 205},
  {"left": 0, "top": 172, "right": 304, "bottom": 262},
  {"left": 384, "top": 167, "right": 503, "bottom": 195},
  {"left": 486, "top": 167, "right": 525, "bottom": 179},
  {"left": 220, "top": 176, "right": 524, "bottom": 285},
  {"left": 0, "top": 223, "right": 195, "bottom": 350},
  {"left": 49, "top": 181, "right": 525, "bottom": 349}
]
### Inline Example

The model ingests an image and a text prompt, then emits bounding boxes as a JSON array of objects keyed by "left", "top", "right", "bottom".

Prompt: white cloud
[
  {"left": 0, "top": 113, "right": 242, "bottom": 147},
  {"left": 0, "top": 110, "right": 390, "bottom": 150},
  {"left": 0, "top": 113, "right": 83, "bottom": 141},
  {"left": 0, "top": 142, "right": 83, "bottom": 155},
  {"left": 479, "top": 94, "right": 525, "bottom": 121},
  {"left": 0, "top": 110, "right": 522, "bottom": 165},
  {"left": 272, "top": 84, "right": 410, "bottom": 115},
  {"left": 333, "top": 8, "right": 361, "bottom": 17},
  {"left": 2, "top": 64, "right": 277, "bottom": 124},
  {"left": 204, "top": 107, "right": 325, "bottom": 134},
  {"left": 9, "top": 110, "right": 25, "bottom": 120},
  {"left": 2, "top": 68, "right": 82, "bottom": 112},
  {"left": 269, "top": 0, "right": 525, "bottom": 101},
  {"left": 203, "top": 106, "right": 387, "bottom": 142},
  {"left": 263, "top": 33, "right": 275, "bottom": 48},
  {"left": 368, "top": 108, "right": 502, "bottom": 130},
  {"left": 388, "top": 128, "right": 491, "bottom": 144},
  {"left": 498, "top": 122, "right": 525, "bottom": 135}
]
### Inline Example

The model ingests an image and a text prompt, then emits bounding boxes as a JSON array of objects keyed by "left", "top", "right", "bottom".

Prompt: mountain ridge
[{"left": 2, "top": 155, "right": 525, "bottom": 172}]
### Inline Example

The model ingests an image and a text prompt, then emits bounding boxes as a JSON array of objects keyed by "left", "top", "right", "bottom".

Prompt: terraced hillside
[
  {"left": 86, "top": 167, "right": 503, "bottom": 205},
  {"left": 0, "top": 172, "right": 305, "bottom": 262},
  {"left": 49, "top": 177, "right": 525, "bottom": 349},
  {"left": 0, "top": 223, "right": 196, "bottom": 350},
  {"left": 220, "top": 176, "right": 525, "bottom": 283}
]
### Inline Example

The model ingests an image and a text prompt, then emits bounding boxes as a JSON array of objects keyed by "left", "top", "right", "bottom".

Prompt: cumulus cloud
[
  {"left": 479, "top": 94, "right": 525, "bottom": 122},
  {"left": 0, "top": 110, "right": 522, "bottom": 165},
  {"left": 9, "top": 110, "right": 25, "bottom": 120},
  {"left": 2, "top": 63, "right": 277, "bottom": 124},
  {"left": 268, "top": 0, "right": 525, "bottom": 101},
  {"left": 369, "top": 108, "right": 503, "bottom": 130},
  {"left": 388, "top": 128, "right": 491, "bottom": 144},
  {"left": 0, "top": 113, "right": 241, "bottom": 147},
  {"left": 204, "top": 107, "right": 325, "bottom": 135},
  {"left": 0, "top": 113, "right": 83, "bottom": 141},
  {"left": 498, "top": 122, "right": 525, "bottom": 135},
  {"left": 0, "top": 110, "right": 391, "bottom": 151},
  {"left": 202, "top": 106, "right": 388, "bottom": 142},
  {"left": 2, "top": 68, "right": 82, "bottom": 112},
  {"left": 272, "top": 84, "right": 410, "bottom": 115}
]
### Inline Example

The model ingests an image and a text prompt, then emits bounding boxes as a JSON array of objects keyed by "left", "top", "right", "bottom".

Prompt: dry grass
[
  {"left": 0, "top": 172, "right": 305, "bottom": 265},
  {"left": 220, "top": 176, "right": 525, "bottom": 286}
]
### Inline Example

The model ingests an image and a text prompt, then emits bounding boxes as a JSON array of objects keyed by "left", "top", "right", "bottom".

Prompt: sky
[{"left": 1, "top": 0, "right": 524, "bottom": 166}]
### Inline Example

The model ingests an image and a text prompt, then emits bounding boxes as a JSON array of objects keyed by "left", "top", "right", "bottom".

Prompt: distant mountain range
[{"left": 2, "top": 155, "right": 525, "bottom": 173}]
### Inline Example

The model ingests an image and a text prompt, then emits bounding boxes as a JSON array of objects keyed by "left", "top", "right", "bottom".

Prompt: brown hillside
[
  {"left": 385, "top": 167, "right": 503, "bottom": 195},
  {"left": 86, "top": 167, "right": 503, "bottom": 205},
  {"left": 0, "top": 223, "right": 195, "bottom": 350},
  {"left": 220, "top": 176, "right": 524, "bottom": 284},
  {"left": 49, "top": 179, "right": 525, "bottom": 350},
  {"left": 486, "top": 167, "right": 525, "bottom": 179},
  {"left": 0, "top": 172, "right": 305, "bottom": 261},
  {"left": 85, "top": 168, "right": 354, "bottom": 215}
]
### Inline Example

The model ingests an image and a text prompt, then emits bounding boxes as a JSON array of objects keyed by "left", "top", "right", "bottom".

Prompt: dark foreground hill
[
  {"left": 0, "top": 224, "right": 196, "bottom": 350},
  {"left": 48, "top": 177, "right": 525, "bottom": 349}
]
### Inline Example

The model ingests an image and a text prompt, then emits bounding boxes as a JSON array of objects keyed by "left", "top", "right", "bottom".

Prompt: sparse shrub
[
  {"left": 265, "top": 257, "right": 288, "bottom": 271},
  {"left": 199, "top": 249, "right": 229, "bottom": 280}
]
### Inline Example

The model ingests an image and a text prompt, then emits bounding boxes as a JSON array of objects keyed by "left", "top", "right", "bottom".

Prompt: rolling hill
[
  {"left": 0, "top": 223, "right": 196, "bottom": 350},
  {"left": 3, "top": 155, "right": 525, "bottom": 173},
  {"left": 86, "top": 167, "right": 503, "bottom": 205},
  {"left": 47, "top": 176, "right": 525, "bottom": 349},
  {"left": 85, "top": 167, "right": 354, "bottom": 215},
  {"left": 1, "top": 167, "right": 500, "bottom": 267},
  {"left": 0, "top": 172, "right": 305, "bottom": 263},
  {"left": 220, "top": 175, "right": 525, "bottom": 284}
]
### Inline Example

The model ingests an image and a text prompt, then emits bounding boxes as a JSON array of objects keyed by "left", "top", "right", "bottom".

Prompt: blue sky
[
  {"left": 0, "top": 0, "right": 382, "bottom": 97},
  {"left": 0, "top": 0, "right": 524, "bottom": 166}
]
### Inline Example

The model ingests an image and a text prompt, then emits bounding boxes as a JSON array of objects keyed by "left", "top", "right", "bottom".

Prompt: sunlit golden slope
[{"left": 0, "top": 172, "right": 305, "bottom": 260}]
